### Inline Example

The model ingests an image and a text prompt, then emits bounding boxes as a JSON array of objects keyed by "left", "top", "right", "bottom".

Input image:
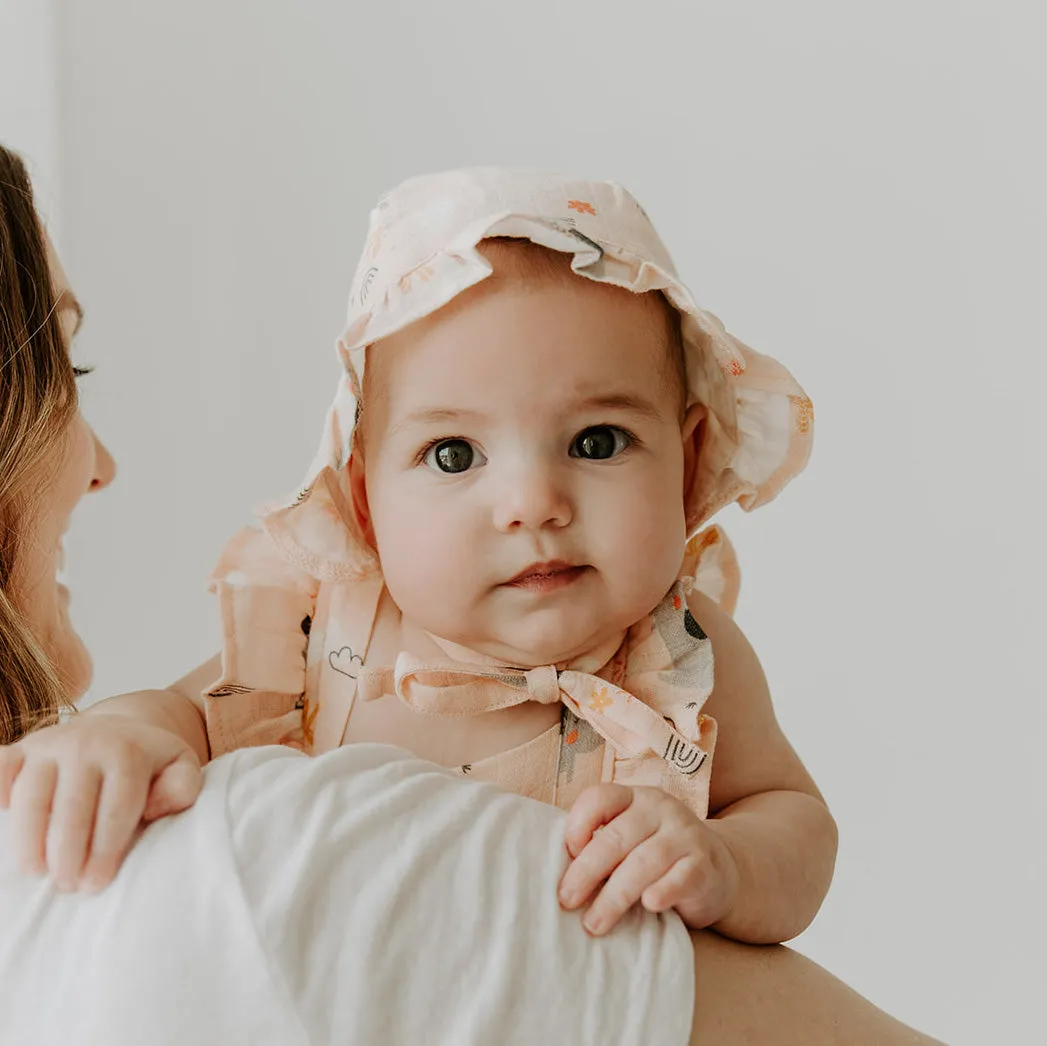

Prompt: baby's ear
[
  {"left": 347, "top": 448, "right": 375, "bottom": 548},
  {"left": 681, "top": 403, "right": 707, "bottom": 497}
]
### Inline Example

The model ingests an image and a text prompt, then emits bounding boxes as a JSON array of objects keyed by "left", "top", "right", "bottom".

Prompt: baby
[{"left": 1, "top": 168, "right": 836, "bottom": 942}]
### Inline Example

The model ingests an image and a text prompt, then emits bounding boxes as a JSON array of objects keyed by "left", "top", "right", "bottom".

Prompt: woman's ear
[
  {"left": 347, "top": 444, "right": 376, "bottom": 549},
  {"left": 681, "top": 403, "right": 707, "bottom": 498}
]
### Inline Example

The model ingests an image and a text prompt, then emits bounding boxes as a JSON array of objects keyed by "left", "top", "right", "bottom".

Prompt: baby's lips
[{"left": 504, "top": 560, "right": 589, "bottom": 585}]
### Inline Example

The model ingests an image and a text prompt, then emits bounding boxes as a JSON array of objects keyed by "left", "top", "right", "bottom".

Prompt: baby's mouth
[{"left": 504, "top": 561, "right": 590, "bottom": 592}]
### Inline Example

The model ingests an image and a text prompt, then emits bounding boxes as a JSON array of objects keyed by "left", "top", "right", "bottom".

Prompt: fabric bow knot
[{"left": 360, "top": 652, "right": 710, "bottom": 777}]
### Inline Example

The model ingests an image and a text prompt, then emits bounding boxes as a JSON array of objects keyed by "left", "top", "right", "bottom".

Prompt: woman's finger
[
  {"left": 46, "top": 764, "right": 103, "bottom": 891},
  {"left": 582, "top": 833, "right": 682, "bottom": 936},
  {"left": 563, "top": 783, "right": 635, "bottom": 859},
  {"left": 8, "top": 759, "right": 58, "bottom": 875}
]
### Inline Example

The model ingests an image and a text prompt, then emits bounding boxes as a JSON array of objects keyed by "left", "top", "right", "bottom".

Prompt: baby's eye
[
  {"left": 424, "top": 438, "right": 486, "bottom": 474},
  {"left": 570, "top": 426, "right": 633, "bottom": 460}
]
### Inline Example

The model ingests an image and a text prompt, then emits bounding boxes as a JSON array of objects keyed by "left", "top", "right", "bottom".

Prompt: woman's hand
[
  {"left": 0, "top": 713, "right": 202, "bottom": 892},
  {"left": 558, "top": 783, "right": 740, "bottom": 936}
]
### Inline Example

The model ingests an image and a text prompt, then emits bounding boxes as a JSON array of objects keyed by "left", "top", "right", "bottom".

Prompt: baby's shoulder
[{"left": 685, "top": 587, "right": 768, "bottom": 712}]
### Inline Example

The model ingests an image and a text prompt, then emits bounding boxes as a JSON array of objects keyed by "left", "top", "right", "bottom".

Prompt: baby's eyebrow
[
  {"left": 572, "top": 392, "right": 666, "bottom": 421},
  {"left": 390, "top": 394, "right": 667, "bottom": 436},
  {"left": 389, "top": 406, "right": 486, "bottom": 435}
]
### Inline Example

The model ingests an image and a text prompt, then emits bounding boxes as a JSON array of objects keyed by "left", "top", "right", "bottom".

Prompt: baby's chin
[{"left": 461, "top": 617, "right": 623, "bottom": 669}]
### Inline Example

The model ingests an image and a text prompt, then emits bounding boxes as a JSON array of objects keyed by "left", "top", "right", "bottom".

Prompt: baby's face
[{"left": 354, "top": 253, "right": 700, "bottom": 666}]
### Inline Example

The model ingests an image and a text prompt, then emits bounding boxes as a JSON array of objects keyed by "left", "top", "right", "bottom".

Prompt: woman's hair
[{"left": 0, "top": 144, "right": 79, "bottom": 743}]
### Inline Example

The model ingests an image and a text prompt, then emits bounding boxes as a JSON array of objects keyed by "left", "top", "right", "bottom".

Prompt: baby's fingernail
[
  {"left": 583, "top": 913, "right": 605, "bottom": 936},
  {"left": 559, "top": 887, "right": 578, "bottom": 908},
  {"left": 82, "top": 865, "right": 115, "bottom": 892}
]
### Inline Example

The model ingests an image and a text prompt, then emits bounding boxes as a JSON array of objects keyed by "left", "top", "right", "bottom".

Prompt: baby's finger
[
  {"left": 79, "top": 767, "right": 150, "bottom": 892},
  {"left": 640, "top": 854, "right": 695, "bottom": 914},
  {"left": 582, "top": 835, "right": 680, "bottom": 936},
  {"left": 46, "top": 765, "right": 103, "bottom": 892},
  {"left": 8, "top": 759, "right": 58, "bottom": 875},
  {"left": 0, "top": 744, "right": 25, "bottom": 808},
  {"left": 142, "top": 754, "right": 202, "bottom": 822},
  {"left": 563, "top": 784, "right": 635, "bottom": 859},
  {"left": 559, "top": 806, "right": 655, "bottom": 912}
]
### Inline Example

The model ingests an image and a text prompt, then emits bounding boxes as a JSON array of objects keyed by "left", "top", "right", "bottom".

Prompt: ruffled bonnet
[{"left": 260, "top": 167, "right": 813, "bottom": 581}]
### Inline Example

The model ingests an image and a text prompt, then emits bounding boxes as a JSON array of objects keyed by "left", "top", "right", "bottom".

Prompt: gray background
[{"left": 4, "top": 1, "right": 1045, "bottom": 1042}]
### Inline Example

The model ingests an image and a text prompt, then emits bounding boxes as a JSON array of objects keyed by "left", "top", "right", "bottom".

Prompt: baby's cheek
[
  {"left": 599, "top": 487, "right": 685, "bottom": 597},
  {"left": 381, "top": 520, "right": 472, "bottom": 618}
]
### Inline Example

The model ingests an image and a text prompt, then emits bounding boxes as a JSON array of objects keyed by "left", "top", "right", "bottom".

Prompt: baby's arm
[
  {"left": 692, "top": 588, "right": 838, "bottom": 943},
  {"left": 559, "top": 589, "right": 837, "bottom": 944},
  {"left": 0, "top": 656, "right": 219, "bottom": 892},
  {"left": 86, "top": 654, "right": 218, "bottom": 765}
]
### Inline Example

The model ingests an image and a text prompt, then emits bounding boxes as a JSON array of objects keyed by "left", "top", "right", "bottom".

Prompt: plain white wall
[
  {"left": 36, "top": 1, "right": 1047, "bottom": 1042},
  {"left": 0, "top": 0, "right": 60, "bottom": 224}
]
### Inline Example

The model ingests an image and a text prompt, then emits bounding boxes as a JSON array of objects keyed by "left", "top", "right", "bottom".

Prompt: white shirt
[{"left": 0, "top": 744, "right": 693, "bottom": 1045}]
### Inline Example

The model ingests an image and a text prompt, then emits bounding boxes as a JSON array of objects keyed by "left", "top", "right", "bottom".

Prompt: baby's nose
[{"left": 491, "top": 462, "right": 573, "bottom": 532}]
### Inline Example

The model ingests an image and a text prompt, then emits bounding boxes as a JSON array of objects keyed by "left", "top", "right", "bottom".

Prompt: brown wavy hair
[{"left": 0, "top": 144, "right": 79, "bottom": 743}]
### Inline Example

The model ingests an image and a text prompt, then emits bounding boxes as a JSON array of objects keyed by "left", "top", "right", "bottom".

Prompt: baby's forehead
[
  {"left": 365, "top": 297, "right": 677, "bottom": 432},
  {"left": 357, "top": 238, "right": 683, "bottom": 433},
  {"left": 375, "top": 262, "right": 668, "bottom": 369},
  {"left": 476, "top": 239, "right": 666, "bottom": 315},
  {"left": 442, "top": 239, "right": 670, "bottom": 330},
  {"left": 477, "top": 237, "right": 576, "bottom": 282}
]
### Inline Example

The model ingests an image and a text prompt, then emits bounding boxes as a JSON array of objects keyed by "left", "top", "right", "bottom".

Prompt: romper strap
[{"left": 307, "top": 574, "right": 385, "bottom": 753}]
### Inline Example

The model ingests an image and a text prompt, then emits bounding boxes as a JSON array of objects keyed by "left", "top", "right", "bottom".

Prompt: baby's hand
[
  {"left": 558, "top": 783, "right": 739, "bottom": 936},
  {"left": 0, "top": 714, "right": 202, "bottom": 893}
]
